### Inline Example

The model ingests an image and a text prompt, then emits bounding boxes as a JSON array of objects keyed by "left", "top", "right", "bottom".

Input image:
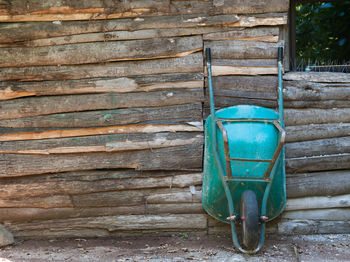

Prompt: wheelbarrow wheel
[{"left": 241, "top": 190, "right": 259, "bottom": 250}]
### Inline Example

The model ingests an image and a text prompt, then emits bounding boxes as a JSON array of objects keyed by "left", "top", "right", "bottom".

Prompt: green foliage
[{"left": 296, "top": 1, "right": 350, "bottom": 65}]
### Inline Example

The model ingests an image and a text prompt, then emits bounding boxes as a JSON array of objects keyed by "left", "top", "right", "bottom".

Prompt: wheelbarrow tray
[{"left": 202, "top": 104, "right": 286, "bottom": 224}]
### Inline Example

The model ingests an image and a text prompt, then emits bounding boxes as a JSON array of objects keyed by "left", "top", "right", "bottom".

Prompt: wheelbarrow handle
[
  {"left": 206, "top": 48, "right": 212, "bottom": 64},
  {"left": 278, "top": 46, "right": 283, "bottom": 63}
]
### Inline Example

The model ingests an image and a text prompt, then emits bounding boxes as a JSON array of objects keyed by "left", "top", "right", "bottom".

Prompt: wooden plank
[
  {"left": 286, "top": 136, "right": 350, "bottom": 158},
  {"left": 278, "top": 220, "right": 350, "bottom": 235},
  {"left": 286, "top": 170, "right": 350, "bottom": 198},
  {"left": 286, "top": 123, "right": 350, "bottom": 143},
  {"left": 5, "top": 214, "right": 208, "bottom": 232},
  {"left": 0, "top": 36, "right": 202, "bottom": 68},
  {"left": 284, "top": 72, "right": 350, "bottom": 83},
  {"left": 0, "top": 143, "right": 203, "bottom": 177},
  {"left": 211, "top": 65, "right": 277, "bottom": 76},
  {"left": 286, "top": 194, "right": 350, "bottom": 211},
  {"left": 212, "top": 0, "right": 289, "bottom": 14},
  {"left": 0, "top": 73, "right": 204, "bottom": 100},
  {"left": 0, "top": 89, "right": 204, "bottom": 120},
  {"left": 284, "top": 100, "right": 350, "bottom": 109},
  {"left": 0, "top": 195, "right": 73, "bottom": 209},
  {"left": 205, "top": 40, "right": 279, "bottom": 59},
  {"left": 0, "top": 103, "right": 202, "bottom": 128},
  {"left": 0, "top": 0, "right": 170, "bottom": 22},
  {"left": 0, "top": 52, "right": 203, "bottom": 81},
  {"left": 0, "top": 132, "right": 203, "bottom": 154},
  {"left": 203, "top": 27, "right": 279, "bottom": 41},
  {"left": 282, "top": 208, "right": 350, "bottom": 221},
  {"left": 0, "top": 204, "right": 204, "bottom": 222},
  {"left": 283, "top": 82, "right": 350, "bottom": 101},
  {"left": 207, "top": 75, "right": 278, "bottom": 93},
  {"left": 0, "top": 123, "right": 203, "bottom": 142},
  {"left": 204, "top": 97, "right": 276, "bottom": 109},
  {"left": 0, "top": 14, "right": 239, "bottom": 44},
  {"left": 208, "top": 89, "right": 276, "bottom": 100},
  {"left": 0, "top": 172, "right": 203, "bottom": 199},
  {"left": 284, "top": 108, "right": 350, "bottom": 126},
  {"left": 286, "top": 154, "right": 350, "bottom": 173}
]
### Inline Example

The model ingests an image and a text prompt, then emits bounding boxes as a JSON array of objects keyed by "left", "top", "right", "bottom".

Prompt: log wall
[{"left": 1, "top": 0, "right": 349, "bottom": 238}]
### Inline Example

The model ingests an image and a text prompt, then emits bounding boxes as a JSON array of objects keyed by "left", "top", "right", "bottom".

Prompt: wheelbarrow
[{"left": 202, "top": 47, "right": 286, "bottom": 254}]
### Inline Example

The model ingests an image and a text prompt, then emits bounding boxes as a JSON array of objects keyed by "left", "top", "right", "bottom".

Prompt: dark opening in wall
[{"left": 289, "top": 0, "right": 350, "bottom": 72}]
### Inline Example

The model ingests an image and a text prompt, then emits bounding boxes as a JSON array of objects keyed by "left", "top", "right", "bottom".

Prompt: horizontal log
[
  {"left": 203, "top": 27, "right": 279, "bottom": 41},
  {"left": 286, "top": 194, "right": 350, "bottom": 211},
  {"left": 0, "top": 143, "right": 203, "bottom": 177},
  {"left": 204, "top": 97, "right": 276, "bottom": 108},
  {"left": 0, "top": 73, "right": 203, "bottom": 100},
  {"left": 286, "top": 154, "right": 350, "bottom": 173},
  {"left": 0, "top": 123, "right": 203, "bottom": 142},
  {"left": 0, "top": 172, "right": 203, "bottom": 199},
  {"left": 0, "top": 89, "right": 203, "bottom": 120},
  {"left": 0, "top": 14, "right": 284, "bottom": 44},
  {"left": 0, "top": 187, "right": 186, "bottom": 208},
  {"left": 204, "top": 40, "right": 279, "bottom": 59},
  {"left": 284, "top": 108, "right": 350, "bottom": 126},
  {"left": 5, "top": 214, "right": 208, "bottom": 232},
  {"left": 208, "top": 89, "right": 276, "bottom": 100},
  {"left": 286, "top": 123, "right": 350, "bottom": 142},
  {"left": 0, "top": 204, "right": 204, "bottom": 223},
  {"left": 0, "top": 36, "right": 202, "bottom": 68},
  {"left": 211, "top": 65, "right": 277, "bottom": 76},
  {"left": 284, "top": 100, "right": 350, "bottom": 108},
  {"left": 282, "top": 208, "right": 350, "bottom": 221},
  {"left": 283, "top": 81, "right": 350, "bottom": 101},
  {"left": 0, "top": 52, "right": 203, "bottom": 81},
  {"left": 212, "top": 59, "right": 277, "bottom": 67},
  {"left": 277, "top": 220, "right": 350, "bottom": 235},
  {"left": 212, "top": 0, "right": 289, "bottom": 14},
  {"left": 0, "top": 0, "right": 170, "bottom": 22},
  {"left": 208, "top": 75, "right": 278, "bottom": 93},
  {"left": 284, "top": 72, "right": 350, "bottom": 83},
  {"left": 286, "top": 136, "right": 350, "bottom": 158},
  {"left": 0, "top": 103, "right": 202, "bottom": 128},
  {"left": 145, "top": 191, "right": 201, "bottom": 204},
  {"left": 286, "top": 170, "right": 350, "bottom": 198}
]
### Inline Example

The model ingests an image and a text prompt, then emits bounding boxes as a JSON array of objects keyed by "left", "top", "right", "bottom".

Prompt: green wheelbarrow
[{"left": 202, "top": 47, "right": 286, "bottom": 254}]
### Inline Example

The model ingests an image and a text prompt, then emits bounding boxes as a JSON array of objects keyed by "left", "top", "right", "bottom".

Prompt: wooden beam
[
  {"left": 0, "top": 53, "right": 203, "bottom": 81},
  {"left": 0, "top": 89, "right": 203, "bottom": 120},
  {"left": 203, "top": 27, "right": 279, "bottom": 41},
  {"left": 0, "top": 36, "right": 202, "bottom": 68},
  {"left": 286, "top": 194, "right": 350, "bottom": 211},
  {"left": 284, "top": 72, "right": 350, "bottom": 83},
  {"left": 282, "top": 208, "right": 350, "bottom": 221},
  {"left": 0, "top": 103, "right": 202, "bottom": 128}
]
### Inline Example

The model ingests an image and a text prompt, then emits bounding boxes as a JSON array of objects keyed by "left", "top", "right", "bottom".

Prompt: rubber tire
[{"left": 241, "top": 190, "right": 259, "bottom": 250}]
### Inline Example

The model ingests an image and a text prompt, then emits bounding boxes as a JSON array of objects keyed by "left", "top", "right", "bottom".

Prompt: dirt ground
[{"left": 0, "top": 233, "right": 349, "bottom": 262}]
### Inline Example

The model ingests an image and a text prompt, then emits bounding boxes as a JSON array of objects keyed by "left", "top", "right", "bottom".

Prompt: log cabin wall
[{"left": 0, "top": 0, "right": 348, "bottom": 238}]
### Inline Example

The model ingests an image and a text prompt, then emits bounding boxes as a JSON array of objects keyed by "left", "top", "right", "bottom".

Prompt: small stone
[{"left": 0, "top": 224, "right": 14, "bottom": 247}]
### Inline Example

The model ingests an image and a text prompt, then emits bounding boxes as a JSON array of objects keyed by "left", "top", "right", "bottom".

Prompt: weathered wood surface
[
  {"left": 0, "top": 36, "right": 202, "bottom": 68},
  {"left": 277, "top": 220, "right": 350, "bottom": 235},
  {"left": 286, "top": 123, "right": 350, "bottom": 142},
  {"left": 203, "top": 27, "right": 279, "bottom": 41},
  {"left": 284, "top": 100, "right": 350, "bottom": 109},
  {"left": 0, "top": 203, "right": 204, "bottom": 223},
  {"left": 0, "top": 14, "right": 286, "bottom": 44},
  {"left": 284, "top": 108, "right": 350, "bottom": 126},
  {"left": 205, "top": 40, "right": 279, "bottom": 59},
  {"left": 207, "top": 75, "right": 278, "bottom": 93},
  {"left": 0, "top": 0, "right": 170, "bottom": 22},
  {"left": 282, "top": 208, "right": 350, "bottom": 221},
  {"left": 211, "top": 65, "right": 277, "bottom": 76},
  {"left": 286, "top": 194, "right": 350, "bottom": 211},
  {"left": 0, "top": 73, "right": 203, "bottom": 101},
  {"left": 0, "top": 103, "right": 202, "bottom": 128},
  {"left": 286, "top": 136, "right": 350, "bottom": 158},
  {"left": 0, "top": 123, "right": 203, "bottom": 142},
  {"left": 286, "top": 170, "right": 350, "bottom": 198},
  {"left": 0, "top": 172, "right": 203, "bottom": 199},
  {"left": 286, "top": 154, "right": 350, "bottom": 173},
  {"left": 4, "top": 214, "right": 208, "bottom": 233},
  {"left": 0, "top": 1, "right": 288, "bottom": 22},
  {"left": 0, "top": 132, "right": 203, "bottom": 155},
  {"left": 0, "top": 143, "right": 203, "bottom": 177},
  {"left": 284, "top": 72, "right": 350, "bottom": 83},
  {"left": 0, "top": 89, "right": 203, "bottom": 120},
  {"left": 284, "top": 82, "right": 350, "bottom": 101},
  {"left": 204, "top": 97, "right": 276, "bottom": 108},
  {"left": 0, "top": 53, "right": 203, "bottom": 81}
]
